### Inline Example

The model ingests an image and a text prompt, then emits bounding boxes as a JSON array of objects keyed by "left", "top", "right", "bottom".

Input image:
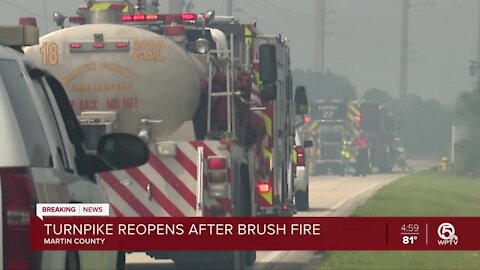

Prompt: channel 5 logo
[{"left": 437, "top": 222, "right": 459, "bottom": 245}]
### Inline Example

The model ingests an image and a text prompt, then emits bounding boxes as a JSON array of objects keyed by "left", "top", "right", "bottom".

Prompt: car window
[
  {"left": 0, "top": 59, "right": 51, "bottom": 167},
  {"left": 43, "top": 74, "right": 91, "bottom": 177},
  {"left": 31, "top": 74, "right": 73, "bottom": 172}
]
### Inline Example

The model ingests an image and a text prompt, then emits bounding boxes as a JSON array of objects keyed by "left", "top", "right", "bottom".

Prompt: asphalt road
[{"left": 125, "top": 160, "right": 436, "bottom": 270}]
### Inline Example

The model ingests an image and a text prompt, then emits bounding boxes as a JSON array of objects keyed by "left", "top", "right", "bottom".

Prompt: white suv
[
  {"left": 0, "top": 25, "right": 149, "bottom": 270},
  {"left": 294, "top": 130, "right": 313, "bottom": 211}
]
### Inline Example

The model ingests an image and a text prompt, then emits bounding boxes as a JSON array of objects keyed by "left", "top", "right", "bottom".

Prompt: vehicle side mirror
[
  {"left": 259, "top": 44, "right": 277, "bottom": 84},
  {"left": 260, "top": 83, "right": 277, "bottom": 101},
  {"left": 304, "top": 140, "right": 314, "bottom": 148},
  {"left": 295, "top": 86, "right": 308, "bottom": 115},
  {"left": 96, "top": 133, "right": 149, "bottom": 171}
]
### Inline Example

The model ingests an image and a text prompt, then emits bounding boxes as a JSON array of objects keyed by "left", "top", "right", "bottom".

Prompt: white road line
[
  {"left": 256, "top": 251, "right": 284, "bottom": 263},
  {"left": 256, "top": 175, "right": 403, "bottom": 267}
]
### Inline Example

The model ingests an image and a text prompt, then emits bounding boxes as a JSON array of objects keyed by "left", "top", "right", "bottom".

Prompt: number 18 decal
[{"left": 40, "top": 43, "right": 59, "bottom": 66}]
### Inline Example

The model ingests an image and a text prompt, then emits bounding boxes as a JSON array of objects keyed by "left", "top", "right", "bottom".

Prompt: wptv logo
[{"left": 437, "top": 222, "right": 459, "bottom": 246}]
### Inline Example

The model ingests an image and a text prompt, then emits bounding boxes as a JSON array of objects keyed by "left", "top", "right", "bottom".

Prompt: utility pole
[
  {"left": 314, "top": 0, "right": 326, "bottom": 74},
  {"left": 227, "top": 0, "right": 233, "bottom": 16},
  {"left": 169, "top": 0, "right": 184, "bottom": 13},
  {"left": 399, "top": 0, "right": 409, "bottom": 100},
  {"left": 476, "top": 0, "right": 480, "bottom": 87}
]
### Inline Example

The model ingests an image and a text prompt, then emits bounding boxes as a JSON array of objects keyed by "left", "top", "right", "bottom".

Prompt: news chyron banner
[{"left": 32, "top": 203, "right": 476, "bottom": 250}]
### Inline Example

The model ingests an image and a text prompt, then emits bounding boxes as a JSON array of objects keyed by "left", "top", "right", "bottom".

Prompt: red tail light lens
[
  {"left": 133, "top": 14, "right": 146, "bottom": 21},
  {"left": 116, "top": 42, "right": 128, "bottom": 48},
  {"left": 180, "top": 13, "right": 197, "bottom": 21},
  {"left": 296, "top": 146, "right": 305, "bottom": 166},
  {"left": 257, "top": 182, "right": 271, "bottom": 193},
  {"left": 208, "top": 157, "right": 226, "bottom": 170},
  {"left": 146, "top": 14, "right": 159, "bottom": 20},
  {"left": 121, "top": 15, "right": 133, "bottom": 21},
  {"left": 93, "top": 43, "right": 104, "bottom": 49},
  {"left": 70, "top": 43, "right": 81, "bottom": 49},
  {"left": 1, "top": 168, "right": 39, "bottom": 269}
]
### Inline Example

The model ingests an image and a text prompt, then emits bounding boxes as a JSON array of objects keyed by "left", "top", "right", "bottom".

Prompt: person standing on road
[
  {"left": 340, "top": 135, "right": 353, "bottom": 176},
  {"left": 355, "top": 131, "right": 369, "bottom": 176}
]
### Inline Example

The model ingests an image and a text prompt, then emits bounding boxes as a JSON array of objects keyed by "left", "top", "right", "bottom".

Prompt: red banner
[{"left": 30, "top": 217, "right": 477, "bottom": 251}]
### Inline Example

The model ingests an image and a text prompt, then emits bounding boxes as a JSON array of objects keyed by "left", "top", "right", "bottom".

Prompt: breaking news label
[{"left": 30, "top": 204, "right": 475, "bottom": 251}]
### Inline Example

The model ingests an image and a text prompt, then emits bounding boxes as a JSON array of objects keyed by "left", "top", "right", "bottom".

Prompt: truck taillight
[
  {"left": 179, "top": 13, "right": 196, "bottom": 21},
  {"left": 123, "top": 14, "right": 160, "bottom": 22},
  {"left": 146, "top": 14, "right": 159, "bottom": 20},
  {"left": 207, "top": 157, "right": 228, "bottom": 197},
  {"left": 121, "top": 14, "right": 133, "bottom": 21},
  {"left": 116, "top": 42, "right": 128, "bottom": 48},
  {"left": 70, "top": 43, "right": 81, "bottom": 49},
  {"left": 208, "top": 157, "right": 226, "bottom": 170},
  {"left": 257, "top": 182, "right": 271, "bottom": 193},
  {"left": 93, "top": 43, "right": 104, "bottom": 49},
  {"left": 1, "top": 168, "right": 40, "bottom": 270},
  {"left": 296, "top": 146, "right": 305, "bottom": 166},
  {"left": 133, "top": 14, "right": 146, "bottom": 21}
]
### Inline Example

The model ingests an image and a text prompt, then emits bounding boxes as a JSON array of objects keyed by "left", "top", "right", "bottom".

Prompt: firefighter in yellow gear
[
  {"left": 439, "top": 156, "right": 449, "bottom": 172},
  {"left": 340, "top": 136, "right": 354, "bottom": 176}
]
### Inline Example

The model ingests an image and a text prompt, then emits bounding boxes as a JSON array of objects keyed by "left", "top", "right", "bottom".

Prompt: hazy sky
[{"left": 2, "top": 0, "right": 478, "bottom": 106}]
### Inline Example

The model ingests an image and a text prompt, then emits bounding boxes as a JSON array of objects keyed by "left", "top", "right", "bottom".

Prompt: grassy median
[{"left": 317, "top": 171, "right": 480, "bottom": 270}]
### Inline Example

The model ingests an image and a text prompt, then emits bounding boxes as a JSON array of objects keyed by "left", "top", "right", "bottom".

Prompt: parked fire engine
[
  {"left": 207, "top": 17, "right": 298, "bottom": 217},
  {"left": 307, "top": 99, "right": 348, "bottom": 175},
  {"left": 24, "top": 1, "right": 301, "bottom": 268},
  {"left": 306, "top": 99, "right": 396, "bottom": 175}
]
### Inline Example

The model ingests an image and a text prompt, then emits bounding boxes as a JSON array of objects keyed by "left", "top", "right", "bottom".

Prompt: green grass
[{"left": 317, "top": 171, "right": 480, "bottom": 270}]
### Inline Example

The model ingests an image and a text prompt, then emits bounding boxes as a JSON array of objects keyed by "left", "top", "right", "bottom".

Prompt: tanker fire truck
[
  {"left": 24, "top": 1, "right": 301, "bottom": 268},
  {"left": 307, "top": 99, "right": 396, "bottom": 175}
]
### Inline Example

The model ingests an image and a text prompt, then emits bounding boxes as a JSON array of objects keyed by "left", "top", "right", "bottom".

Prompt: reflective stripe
[
  {"left": 89, "top": 3, "right": 127, "bottom": 11},
  {"left": 89, "top": 3, "right": 112, "bottom": 11},
  {"left": 245, "top": 26, "right": 252, "bottom": 44},
  {"left": 292, "top": 148, "right": 297, "bottom": 165},
  {"left": 262, "top": 114, "right": 272, "bottom": 137}
]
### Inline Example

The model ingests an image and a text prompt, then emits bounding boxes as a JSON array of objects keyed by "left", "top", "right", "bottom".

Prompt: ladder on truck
[{"left": 206, "top": 32, "right": 237, "bottom": 139}]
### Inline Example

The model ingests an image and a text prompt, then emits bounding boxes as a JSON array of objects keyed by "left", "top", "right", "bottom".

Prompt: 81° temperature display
[{"left": 400, "top": 224, "right": 421, "bottom": 246}]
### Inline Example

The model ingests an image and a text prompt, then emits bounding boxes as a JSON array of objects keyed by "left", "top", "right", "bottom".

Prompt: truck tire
[
  {"left": 65, "top": 251, "right": 80, "bottom": 270},
  {"left": 116, "top": 251, "right": 125, "bottom": 270},
  {"left": 295, "top": 185, "right": 309, "bottom": 211},
  {"left": 245, "top": 251, "right": 257, "bottom": 267}
]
